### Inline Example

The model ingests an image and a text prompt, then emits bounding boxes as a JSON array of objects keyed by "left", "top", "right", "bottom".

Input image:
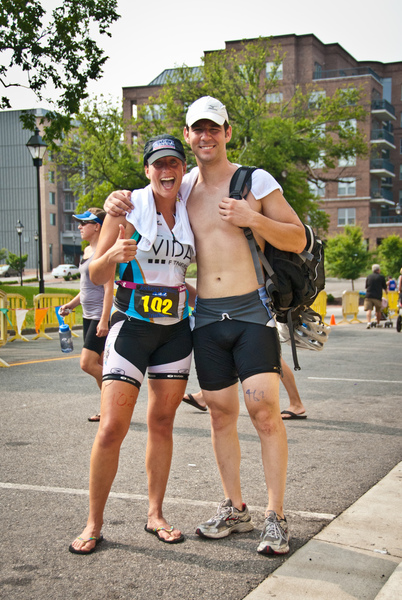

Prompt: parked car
[
  {"left": 0, "top": 264, "right": 22, "bottom": 277},
  {"left": 51, "top": 264, "right": 80, "bottom": 279}
]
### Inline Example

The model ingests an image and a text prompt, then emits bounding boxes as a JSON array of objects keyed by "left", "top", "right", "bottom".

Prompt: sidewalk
[{"left": 244, "top": 462, "right": 402, "bottom": 600}]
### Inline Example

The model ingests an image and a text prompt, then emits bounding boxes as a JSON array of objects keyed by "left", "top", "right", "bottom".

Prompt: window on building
[
  {"left": 144, "top": 104, "right": 166, "bottom": 121},
  {"left": 266, "top": 92, "right": 283, "bottom": 103},
  {"left": 308, "top": 90, "right": 326, "bottom": 108},
  {"left": 338, "top": 177, "right": 356, "bottom": 196},
  {"left": 50, "top": 213, "right": 56, "bottom": 226},
  {"left": 399, "top": 190, "right": 402, "bottom": 203},
  {"left": 64, "top": 192, "right": 74, "bottom": 211},
  {"left": 400, "top": 112, "right": 402, "bottom": 128},
  {"left": 131, "top": 102, "right": 137, "bottom": 119},
  {"left": 339, "top": 118, "right": 357, "bottom": 132},
  {"left": 47, "top": 150, "right": 53, "bottom": 162},
  {"left": 309, "top": 180, "right": 325, "bottom": 198},
  {"left": 132, "top": 133, "right": 138, "bottom": 147},
  {"left": 382, "top": 77, "right": 392, "bottom": 103},
  {"left": 49, "top": 191, "right": 56, "bottom": 205},
  {"left": 48, "top": 170, "right": 55, "bottom": 183},
  {"left": 266, "top": 61, "right": 283, "bottom": 80},
  {"left": 338, "top": 208, "right": 356, "bottom": 226},
  {"left": 314, "top": 62, "right": 322, "bottom": 78},
  {"left": 400, "top": 139, "right": 402, "bottom": 154},
  {"left": 339, "top": 154, "right": 356, "bottom": 167},
  {"left": 310, "top": 151, "right": 326, "bottom": 169},
  {"left": 340, "top": 87, "right": 357, "bottom": 105},
  {"left": 400, "top": 164, "right": 402, "bottom": 180}
]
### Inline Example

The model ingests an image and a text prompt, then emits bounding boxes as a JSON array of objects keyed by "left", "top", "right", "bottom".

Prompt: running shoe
[
  {"left": 257, "top": 510, "right": 289, "bottom": 555},
  {"left": 196, "top": 498, "right": 254, "bottom": 539}
]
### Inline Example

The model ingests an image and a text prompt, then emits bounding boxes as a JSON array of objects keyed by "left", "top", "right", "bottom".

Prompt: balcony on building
[
  {"left": 371, "top": 99, "right": 396, "bottom": 121},
  {"left": 370, "top": 186, "right": 394, "bottom": 204},
  {"left": 370, "top": 128, "right": 395, "bottom": 149},
  {"left": 369, "top": 214, "right": 402, "bottom": 225},
  {"left": 313, "top": 66, "right": 382, "bottom": 84},
  {"left": 370, "top": 158, "right": 395, "bottom": 178}
]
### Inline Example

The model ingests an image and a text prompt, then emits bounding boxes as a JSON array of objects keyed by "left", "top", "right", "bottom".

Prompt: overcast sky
[{"left": 5, "top": 0, "right": 402, "bottom": 111}]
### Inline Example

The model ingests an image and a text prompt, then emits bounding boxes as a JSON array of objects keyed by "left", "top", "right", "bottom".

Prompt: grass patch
[{"left": 0, "top": 284, "right": 83, "bottom": 327}]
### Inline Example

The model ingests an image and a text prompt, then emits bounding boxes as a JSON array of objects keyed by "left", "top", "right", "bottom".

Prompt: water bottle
[{"left": 59, "top": 323, "right": 74, "bottom": 353}]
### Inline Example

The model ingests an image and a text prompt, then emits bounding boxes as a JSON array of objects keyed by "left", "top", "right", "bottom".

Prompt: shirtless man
[{"left": 105, "top": 96, "right": 306, "bottom": 555}]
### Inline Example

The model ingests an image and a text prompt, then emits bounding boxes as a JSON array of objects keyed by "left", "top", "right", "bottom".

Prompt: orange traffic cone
[{"left": 330, "top": 314, "right": 336, "bottom": 326}]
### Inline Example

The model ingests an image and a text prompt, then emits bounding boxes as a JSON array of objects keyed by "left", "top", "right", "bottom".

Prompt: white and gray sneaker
[
  {"left": 257, "top": 510, "right": 289, "bottom": 555},
  {"left": 196, "top": 498, "right": 254, "bottom": 539}
]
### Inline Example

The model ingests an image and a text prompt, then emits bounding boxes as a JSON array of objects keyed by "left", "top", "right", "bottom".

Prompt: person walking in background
[
  {"left": 364, "top": 264, "right": 387, "bottom": 329},
  {"left": 386, "top": 275, "right": 396, "bottom": 292},
  {"left": 59, "top": 208, "right": 114, "bottom": 421}
]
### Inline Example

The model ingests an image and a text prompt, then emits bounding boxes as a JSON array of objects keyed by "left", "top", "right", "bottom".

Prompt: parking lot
[{"left": 1, "top": 310, "right": 401, "bottom": 599}]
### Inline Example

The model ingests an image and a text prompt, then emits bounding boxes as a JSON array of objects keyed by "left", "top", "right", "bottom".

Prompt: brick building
[{"left": 122, "top": 33, "right": 402, "bottom": 249}]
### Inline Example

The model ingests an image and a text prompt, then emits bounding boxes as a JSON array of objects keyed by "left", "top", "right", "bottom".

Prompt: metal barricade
[
  {"left": 32, "top": 293, "right": 78, "bottom": 340},
  {"left": 6, "top": 293, "right": 29, "bottom": 342},
  {"left": 385, "top": 291, "right": 399, "bottom": 319},
  {"left": 310, "top": 290, "right": 328, "bottom": 323},
  {"left": 340, "top": 290, "right": 363, "bottom": 324},
  {"left": 0, "top": 290, "right": 10, "bottom": 366}
]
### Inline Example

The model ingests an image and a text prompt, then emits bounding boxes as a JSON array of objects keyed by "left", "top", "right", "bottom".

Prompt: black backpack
[{"left": 229, "top": 166, "right": 325, "bottom": 370}]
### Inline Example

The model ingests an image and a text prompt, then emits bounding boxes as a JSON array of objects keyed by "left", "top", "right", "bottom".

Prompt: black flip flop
[
  {"left": 182, "top": 394, "right": 207, "bottom": 412},
  {"left": 69, "top": 535, "right": 104, "bottom": 555},
  {"left": 281, "top": 410, "right": 307, "bottom": 420},
  {"left": 144, "top": 525, "right": 185, "bottom": 544}
]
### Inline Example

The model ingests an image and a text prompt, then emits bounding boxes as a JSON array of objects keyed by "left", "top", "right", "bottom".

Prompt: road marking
[
  {"left": 308, "top": 377, "right": 402, "bottom": 384},
  {"left": 0, "top": 482, "right": 335, "bottom": 521},
  {"left": 8, "top": 355, "right": 81, "bottom": 366}
]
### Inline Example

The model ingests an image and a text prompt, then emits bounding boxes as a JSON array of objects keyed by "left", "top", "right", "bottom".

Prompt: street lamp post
[
  {"left": 34, "top": 231, "right": 39, "bottom": 279},
  {"left": 26, "top": 128, "right": 47, "bottom": 294},
  {"left": 72, "top": 232, "right": 76, "bottom": 266},
  {"left": 15, "top": 219, "right": 24, "bottom": 286}
]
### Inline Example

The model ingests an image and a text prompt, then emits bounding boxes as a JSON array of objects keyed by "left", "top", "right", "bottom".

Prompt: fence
[
  {"left": 32, "top": 293, "right": 78, "bottom": 340},
  {"left": 6, "top": 293, "right": 29, "bottom": 342}
]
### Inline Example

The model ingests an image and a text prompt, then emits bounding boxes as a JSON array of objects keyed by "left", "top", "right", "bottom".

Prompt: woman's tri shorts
[
  {"left": 83, "top": 318, "right": 108, "bottom": 356},
  {"left": 102, "top": 311, "right": 192, "bottom": 389}
]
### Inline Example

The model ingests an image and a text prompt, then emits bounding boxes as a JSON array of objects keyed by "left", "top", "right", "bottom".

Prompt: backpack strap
[{"left": 229, "top": 167, "right": 276, "bottom": 291}]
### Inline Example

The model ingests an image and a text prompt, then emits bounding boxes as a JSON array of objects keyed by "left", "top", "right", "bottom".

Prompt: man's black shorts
[{"left": 192, "top": 319, "right": 281, "bottom": 391}]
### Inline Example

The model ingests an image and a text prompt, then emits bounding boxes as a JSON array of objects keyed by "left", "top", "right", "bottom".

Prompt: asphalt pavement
[{"left": 0, "top": 278, "right": 401, "bottom": 599}]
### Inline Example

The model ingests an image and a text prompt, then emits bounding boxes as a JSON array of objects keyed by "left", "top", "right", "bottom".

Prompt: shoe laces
[
  {"left": 212, "top": 500, "right": 237, "bottom": 522},
  {"left": 262, "top": 513, "right": 284, "bottom": 540}
]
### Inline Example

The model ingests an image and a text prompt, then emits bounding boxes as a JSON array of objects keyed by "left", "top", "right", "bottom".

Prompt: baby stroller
[
  {"left": 397, "top": 296, "right": 402, "bottom": 333},
  {"left": 371, "top": 297, "right": 393, "bottom": 328}
]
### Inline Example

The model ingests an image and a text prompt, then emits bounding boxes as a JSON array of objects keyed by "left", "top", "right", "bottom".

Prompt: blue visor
[{"left": 72, "top": 211, "right": 103, "bottom": 225}]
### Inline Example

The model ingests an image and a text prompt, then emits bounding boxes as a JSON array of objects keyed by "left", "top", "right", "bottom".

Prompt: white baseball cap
[{"left": 186, "top": 96, "right": 229, "bottom": 127}]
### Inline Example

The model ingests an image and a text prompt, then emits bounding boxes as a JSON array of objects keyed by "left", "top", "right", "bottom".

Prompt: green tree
[
  {"left": 0, "top": 0, "right": 119, "bottom": 140},
  {"left": 54, "top": 96, "right": 146, "bottom": 210},
  {"left": 377, "top": 235, "right": 402, "bottom": 278},
  {"left": 325, "top": 226, "right": 370, "bottom": 289},
  {"left": 7, "top": 251, "right": 28, "bottom": 274},
  {"left": 0, "top": 248, "right": 7, "bottom": 262},
  {"left": 135, "top": 37, "right": 368, "bottom": 230}
]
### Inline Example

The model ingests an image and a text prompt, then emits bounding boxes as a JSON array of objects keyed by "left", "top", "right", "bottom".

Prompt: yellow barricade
[
  {"left": 6, "top": 293, "right": 29, "bottom": 342},
  {"left": 310, "top": 290, "right": 328, "bottom": 323},
  {"left": 384, "top": 290, "right": 399, "bottom": 319},
  {"left": 340, "top": 290, "right": 363, "bottom": 324},
  {"left": 0, "top": 290, "right": 10, "bottom": 366},
  {"left": 32, "top": 293, "right": 79, "bottom": 340}
]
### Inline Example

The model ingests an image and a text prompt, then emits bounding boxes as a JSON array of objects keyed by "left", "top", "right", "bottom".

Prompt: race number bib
[{"left": 133, "top": 284, "right": 179, "bottom": 319}]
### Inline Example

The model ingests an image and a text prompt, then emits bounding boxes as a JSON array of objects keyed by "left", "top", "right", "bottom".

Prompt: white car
[
  {"left": 0, "top": 264, "right": 21, "bottom": 277},
  {"left": 51, "top": 264, "right": 80, "bottom": 279}
]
